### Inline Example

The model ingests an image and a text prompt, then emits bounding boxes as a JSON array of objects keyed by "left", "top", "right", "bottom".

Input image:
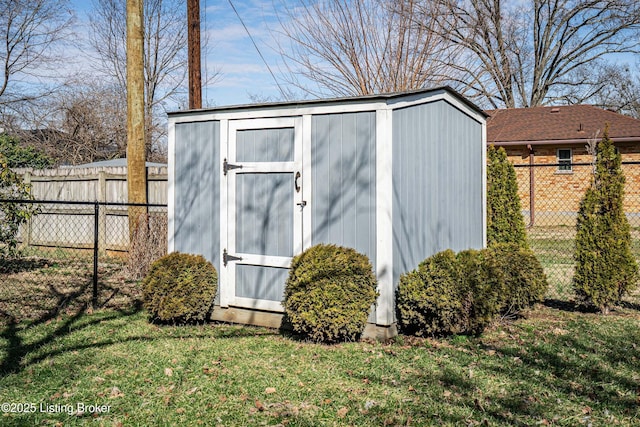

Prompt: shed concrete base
[
  {"left": 363, "top": 323, "right": 398, "bottom": 341},
  {"left": 210, "top": 305, "right": 284, "bottom": 329},
  {"left": 210, "top": 305, "right": 398, "bottom": 341}
]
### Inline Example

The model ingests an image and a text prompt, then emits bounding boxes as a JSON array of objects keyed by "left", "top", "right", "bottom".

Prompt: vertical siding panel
[
  {"left": 392, "top": 102, "right": 483, "bottom": 286},
  {"left": 174, "top": 121, "right": 220, "bottom": 277},
  {"left": 311, "top": 112, "right": 377, "bottom": 268}
]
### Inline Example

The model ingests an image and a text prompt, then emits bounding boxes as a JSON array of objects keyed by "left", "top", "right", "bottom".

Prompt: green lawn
[
  {"left": 0, "top": 253, "right": 137, "bottom": 324},
  {"left": 1, "top": 304, "right": 639, "bottom": 426},
  {"left": 1, "top": 229, "right": 639, "bottom": 425}
]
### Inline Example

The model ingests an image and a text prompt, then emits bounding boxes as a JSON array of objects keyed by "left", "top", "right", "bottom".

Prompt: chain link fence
[
  {"left": 3, "top": 161, "right": 639, "bottom": 324},
  {"left": 0, "top": 200, "right": 167, "bottom": 324},
  {"left": 515, "top": 161, "right": 640, "bottom": 301}
]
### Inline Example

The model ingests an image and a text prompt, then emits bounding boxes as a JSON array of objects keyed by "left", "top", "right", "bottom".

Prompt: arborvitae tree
[
  {"left": 487, "top": 145, "right": 528, "bottom": 248},
  {"left": 573, "top": 128, "right": 638, "bottom": 313}
]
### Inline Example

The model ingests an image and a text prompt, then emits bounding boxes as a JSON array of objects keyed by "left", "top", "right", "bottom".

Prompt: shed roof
[
  {"left": 486, "top": 105, "right": 640, "bottom": 146},
  {"left": 168, "top": 86, "right": 487, "bottom": 118}
]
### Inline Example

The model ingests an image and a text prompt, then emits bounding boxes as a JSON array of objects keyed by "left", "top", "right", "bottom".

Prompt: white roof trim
[{"left": 168, "top": 87, "right": 486, "bottom": 125}]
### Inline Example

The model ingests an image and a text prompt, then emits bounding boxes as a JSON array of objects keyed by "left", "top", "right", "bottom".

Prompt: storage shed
[{"left": 168, "top": 87, "right": 487, "bottom": 338}]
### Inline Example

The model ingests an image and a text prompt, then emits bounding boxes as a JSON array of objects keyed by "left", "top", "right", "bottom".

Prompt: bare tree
[
  {"left": 588, "top": 63, "right": 640, "bottom": 118},
  {"left": 89, "top": 0, "right": 187, "bottom": 157},
  {"left": 12, "top": 77, "right": 129, "bottom": 166},
  {"left": 438, "top": 0, "right": 640, "bottom": 108},
  {"left": 57, "top": 81, "right": 128, "bottom": 164},
  {"left": 0, "top": 0, "right": 74, "bottom": 110},
  {"left": 275, "top": 0, "right": 456, "bottom": 97}
]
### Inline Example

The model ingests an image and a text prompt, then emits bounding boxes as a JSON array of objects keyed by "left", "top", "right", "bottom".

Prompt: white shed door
[{"left": 224, "top": 117, "right": 304, "bottom": 312}]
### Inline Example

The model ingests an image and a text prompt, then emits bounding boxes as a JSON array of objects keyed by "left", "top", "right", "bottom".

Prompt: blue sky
[
  {"left": 201, "top": 0, "right": 289, "bottom": 106},
  {"left": 70, "top": 0, "right": 289, "bottom": 108}
]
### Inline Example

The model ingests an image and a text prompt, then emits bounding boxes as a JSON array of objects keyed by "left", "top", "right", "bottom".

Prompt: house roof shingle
[{"left": 486, "top": 105, "right": 640, "bottom": 145}]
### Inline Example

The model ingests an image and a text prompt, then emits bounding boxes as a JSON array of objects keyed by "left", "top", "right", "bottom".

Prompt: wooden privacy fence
[{"left": 14, "top": 164, "right": 167, "bottom": 251}]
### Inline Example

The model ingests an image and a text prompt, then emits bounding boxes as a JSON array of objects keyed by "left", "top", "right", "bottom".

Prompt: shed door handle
[{"left": 294, "top": 171, "right": 301, "bottom": 193}]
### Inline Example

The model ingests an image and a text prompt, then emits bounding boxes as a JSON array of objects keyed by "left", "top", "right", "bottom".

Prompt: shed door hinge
[
  {"left": 223, "top": 248, "right": 243, "bottom": 266},
  {"left": 223, "top": 158, "right": 243, "bottom": 175}
]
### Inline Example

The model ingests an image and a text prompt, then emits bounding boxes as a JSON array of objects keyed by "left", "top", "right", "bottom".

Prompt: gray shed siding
[
  {"left": 311, "top": 112, "right": 377, "bottom": 266},
  {"left": 174, "top": 121, "right": 220, "bottom": 277},
  {"left": 392, "top": 101, "right": 483, "bottom": 286}
]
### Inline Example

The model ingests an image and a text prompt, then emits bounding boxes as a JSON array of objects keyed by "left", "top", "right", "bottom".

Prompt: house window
[{"left": 557, "top": 148, "right": 572, "bottom": 172}]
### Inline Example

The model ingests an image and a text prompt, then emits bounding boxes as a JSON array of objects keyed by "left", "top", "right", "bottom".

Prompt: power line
[{"left": 226, "top": 0, "right": 287, "bottom": 99}]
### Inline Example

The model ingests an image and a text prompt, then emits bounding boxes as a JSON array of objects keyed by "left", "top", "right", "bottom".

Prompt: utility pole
[
  {"left": 188, "top": 0, "right": 202, "bottom": 109},
  {"left": 126, "top": 0, "right": 147, "bottom": 238}
]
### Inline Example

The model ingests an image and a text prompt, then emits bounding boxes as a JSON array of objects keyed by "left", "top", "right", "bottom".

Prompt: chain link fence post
[{"left": 93, "top": 201, "right": 99, "bottom": 309}]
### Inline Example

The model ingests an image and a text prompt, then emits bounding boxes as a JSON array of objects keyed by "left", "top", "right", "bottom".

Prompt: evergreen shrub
[
  {"left": 395, "top": 250, "right": 463, "bottom": 336},
  {"left": 396, "top": 244, "right": 548, "bottom": 337},
  {"left": 142, "top": 252, "right": 218, "bottom": 324},
  {"left": 573, "top": 129, "right": 638, "bottom": 312},
  {"left": 490, "top": 243, "right": 548, "bottom": 316},
  {"left": 456, "top": 249, "right": 503, "bottom": 335},
  {"left": 283, "top": 244, "right": 378, "bottom": 343},
  {"left": 487, "top": 145, "right": 528, "bottom": 248}
]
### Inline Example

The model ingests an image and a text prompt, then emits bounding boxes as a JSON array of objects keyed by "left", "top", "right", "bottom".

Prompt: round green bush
[
  {"left": 283, "top": 244, "right": 378, "bottom": 343},
  {"left": 397, "top": 246, "right": 544, "bottom": 338},
  {"left": 456, "top": 249, "right": 504, "bottom": 335},
  {"left": 142, "top": 252, "right": 218, "bottom": 324},
  {"left": 396, "top": 249, "right": 464, "bottom": 336},
  {"left": 490, "top": 243, "right": 548, "bottom": 316}
]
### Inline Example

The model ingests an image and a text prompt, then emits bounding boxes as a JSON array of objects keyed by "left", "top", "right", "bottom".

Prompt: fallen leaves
[{"left": 109, "top": 386, "right": 124, "bottom": 398}]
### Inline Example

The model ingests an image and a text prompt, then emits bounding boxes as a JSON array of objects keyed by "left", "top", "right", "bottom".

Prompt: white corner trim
[
  {"left": 167, "top": 121, "right": 175, "bottom": 254},
  {"left": 482, "top": 121, "right": 488, "bottom": 248},
  {"left": 375, "top": 108, "right": 394, "bottom": 326}
]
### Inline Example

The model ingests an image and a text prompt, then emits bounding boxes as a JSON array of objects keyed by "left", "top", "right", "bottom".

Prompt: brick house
[{"left": 486, "top": 105, "right": 640, "bottom": 226}]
